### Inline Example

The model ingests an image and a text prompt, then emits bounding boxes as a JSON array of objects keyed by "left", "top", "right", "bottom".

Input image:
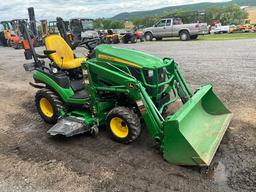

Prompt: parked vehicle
[
  {"left": 19, "top": 21, "right": 232, "bottom": 166},
  {"left": 229, "top": 25, "right": 240, "bottom": 33},
  {"left": 143, "top": 18, "right": 208, "bottom": 41},
  {"left": 210, "top": 23, "right": 230, "bottom": 34},
  {"left": 116, "top": 29, "right": 137, "bottom": 44},
  {"left": 133, "top": 30, "right": 144, "bottom": 42},
  {"left": 104, "top": 29, "right": 120, "bottom": 44},
  {"left": 239, "top": 24, "right": 251, "bottom": 33},
  {"left": 70, "top": 18, "right": 99, "bottom": 41},
  {"left": 0, "top": 20, "right": 22, "bottom": 48}
]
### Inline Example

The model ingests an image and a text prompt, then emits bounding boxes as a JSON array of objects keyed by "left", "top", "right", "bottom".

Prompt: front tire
[
  {"left": 106, "top": 106, "right": 141, "bottom": 144},
  {"left": 179, "top": 30, "right": 190, "bottom": 41},
  {"left": 35, "top": 88, "right": 65, "bottom": 124}
]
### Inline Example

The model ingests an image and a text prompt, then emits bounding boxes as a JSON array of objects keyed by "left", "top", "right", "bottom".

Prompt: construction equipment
[
  {"left": 104, "top": 29, "right": 120, "bottom": 44},
  {"left": 28, "top": 7, "right": 38, "bottom": 38},
  {"left": 27, "top": 7, "right": 45, "bottom": 46},
  {"left": 56, "top": 17, "right": 77, "bottom": 49},
  {"left": 70, "top": 18, "right": 99, "bottom": 41},
  {"left": 20, "top": 21, "right": 232, "bottom": 166},
  {"left": 48, "top": 21, "right": 58, "bottom": 34},
  {"left": 118, "top": 30, "right": 137, "bottom": 44},
  {"left": 0, "top": 20, "right": 23, "bottom": 48},
  {"left": 40, "top": 20, "right": 48, "bottom": 36}
]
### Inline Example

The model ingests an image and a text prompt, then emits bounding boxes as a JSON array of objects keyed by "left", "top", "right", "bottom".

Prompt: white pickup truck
[
  {"left": 143, "top": 18, "right": 208, "bottom": 41},
  {"left": 210, "top": 23, "right": 230, "bottom": 34}
]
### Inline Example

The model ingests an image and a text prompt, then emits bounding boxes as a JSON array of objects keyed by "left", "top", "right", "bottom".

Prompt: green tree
[
  {"left": 111, "top": 20, "right": 125, "bottom": 29},
  {"left": 94, "top": 18, "right": 104, "bottom": 29},
  {"left": 132, "top": 16, "right": 159, "bottom": 28},
  {"left": 131, "top": 4, "right": 248, "bottom": 27},
  {"left": 94, "top": 18, "right": 125, "bottom": 29},
  {"left": 205, "top": 4, "right": 248, "bottom": 25}
]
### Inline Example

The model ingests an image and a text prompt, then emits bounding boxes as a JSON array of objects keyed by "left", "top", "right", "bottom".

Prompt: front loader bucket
[{"left": 163, "top": 84, "right": 232, "bottom": 166}]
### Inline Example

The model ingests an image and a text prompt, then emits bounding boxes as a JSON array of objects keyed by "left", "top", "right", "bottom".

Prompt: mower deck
[{"left": 47, "top": 116, "right": 91, "bottom": 137}]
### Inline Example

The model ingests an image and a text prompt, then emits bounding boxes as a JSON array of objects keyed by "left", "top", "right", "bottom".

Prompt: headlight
[{"left": 148, "top": 70, "right": 154, "bottom": 78}]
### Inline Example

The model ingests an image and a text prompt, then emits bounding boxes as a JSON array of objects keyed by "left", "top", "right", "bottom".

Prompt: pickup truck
[
  {"left": 143, "top": 18, "right": 208, "bottom": 41},
  {"left": 210, "top": 23, "right": 230, "bottom": 34}
]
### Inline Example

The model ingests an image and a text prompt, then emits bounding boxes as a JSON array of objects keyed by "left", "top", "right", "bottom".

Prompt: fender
[
  {"left": 32, "top": 70, "right": 88, "bottom": 104},
  {"left": 144, "top": 30, "right": 154, "bottom": 36},
  {"left": 178, "top": 28, "right": 191, "bottom": 35}
]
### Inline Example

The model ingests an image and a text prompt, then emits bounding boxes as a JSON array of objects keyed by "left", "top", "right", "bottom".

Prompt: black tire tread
[
  {"left": 145, "top": 32, "right": 153, "bottom": 41},
  {"left": 107, "top": 106, "right": 141, "bottom": 144},
  {"left": 179, "top": 30, "right": 190, "bottom": 41},
  {"left": 35, "top": 88, "right": 65, "bottom": 124}
]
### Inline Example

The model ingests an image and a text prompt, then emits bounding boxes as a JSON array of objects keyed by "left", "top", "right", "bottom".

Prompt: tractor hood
[{"left": 95, "top": 44, "right": 166, "bottom": 69}]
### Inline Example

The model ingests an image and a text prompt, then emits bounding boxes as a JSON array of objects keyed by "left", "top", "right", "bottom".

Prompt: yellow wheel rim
[
  {"left": 110, "top": 117, "right": 128, "bottom": 138},
  {"left": 39, "top": 97, "right": 53, "bottom": 118}
]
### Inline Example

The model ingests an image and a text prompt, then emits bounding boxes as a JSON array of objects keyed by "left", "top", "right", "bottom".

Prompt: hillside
[{"left": 112, "top": 0, "right": 256, "bottom": 20}]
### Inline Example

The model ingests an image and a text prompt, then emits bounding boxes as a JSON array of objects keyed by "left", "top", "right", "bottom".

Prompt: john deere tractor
[{"left": 20, "top": 21, "right": 232, "bottom": 166}]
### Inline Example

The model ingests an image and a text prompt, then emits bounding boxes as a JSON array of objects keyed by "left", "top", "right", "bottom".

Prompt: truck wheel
[
  {"left": 106, "top": 106, "right": 141, "bottom": 144},
  {"left": 145, "top": 32, "right": 153, "bottom": 41},
  {"left": 179, "top": 30, "right": 190, "bottom": 41},
  {"left": 190, "top": 35, "right": 198, "bottom": 40},
  {"left": 35, "top": 88, "right": 65, "bottom": 124}
]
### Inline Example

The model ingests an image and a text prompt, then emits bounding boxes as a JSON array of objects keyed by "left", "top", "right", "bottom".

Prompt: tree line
[{"left": 94, "top": 4, "right": 248, "bottom": 29}]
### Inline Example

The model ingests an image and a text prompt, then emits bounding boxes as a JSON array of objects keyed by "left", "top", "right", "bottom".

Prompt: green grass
[{"left": 198, "top": 33, "right": 256, "bottom": 41}]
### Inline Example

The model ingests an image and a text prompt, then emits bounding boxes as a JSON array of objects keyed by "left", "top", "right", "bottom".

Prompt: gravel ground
[{"left": 0, "top": 39, "right": 255, "bottom": 192}]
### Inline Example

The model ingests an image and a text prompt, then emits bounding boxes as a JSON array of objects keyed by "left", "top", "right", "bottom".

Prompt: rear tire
[
  {"left": 179, "top": 30, "right": 190, "bottom": 41},
  {"left": 112, "top": 36, "right": 120, "bottom": 44},
  {"left": 106, "top": 106, "right": 141, "bottom": 144},
  {"left": 155, "top": 37, "right": 162, "bottom": 41},
  {"left": 145, "top": 32, "right": 153, "bottom": 41},
  {"left": 35, "top": 88, "right": 65, "bottom": 124},
  {"left": 190, "top": 35, "right": 198, "bottom": 40}
]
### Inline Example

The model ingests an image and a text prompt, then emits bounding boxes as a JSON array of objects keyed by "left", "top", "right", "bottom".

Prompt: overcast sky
[{"left": 0, "top": 0, "right": 230, "bottom": 20}]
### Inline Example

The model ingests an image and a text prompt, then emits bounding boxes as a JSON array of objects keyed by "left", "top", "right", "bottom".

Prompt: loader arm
[
  {"left": 85, "top": 60, "right": 232, "bottom": 166},
  {"left": 85, "top": 61, "right": 164, "bottom": 142}
]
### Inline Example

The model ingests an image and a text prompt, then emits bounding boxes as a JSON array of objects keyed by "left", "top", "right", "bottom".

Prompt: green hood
[{"left": 95, "top": 44, "right": 167, "bottom": 69}]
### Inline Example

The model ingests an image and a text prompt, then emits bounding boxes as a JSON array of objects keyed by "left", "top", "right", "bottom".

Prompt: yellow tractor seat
[{"left": 45, "top": 35, "right": 86, "bottom": 70}]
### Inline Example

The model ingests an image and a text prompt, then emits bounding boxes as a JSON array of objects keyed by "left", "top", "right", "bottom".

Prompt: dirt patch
[{"left": 228, "top": 166, "right": 256, "bottom": 191}]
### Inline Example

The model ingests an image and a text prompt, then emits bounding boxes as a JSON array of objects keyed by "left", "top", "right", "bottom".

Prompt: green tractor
[{"left": 20, "top": 22, "right": 232, "bottom": 166}]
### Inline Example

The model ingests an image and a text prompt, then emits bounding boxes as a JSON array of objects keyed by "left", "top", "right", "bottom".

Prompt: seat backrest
[{"left": 45, "top": 35, "right": 74, "bottom": 68}]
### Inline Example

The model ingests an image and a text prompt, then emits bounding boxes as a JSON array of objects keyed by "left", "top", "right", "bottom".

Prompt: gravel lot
[{"left": 0, "top": 39, "right": 255, "bottom": 192}]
